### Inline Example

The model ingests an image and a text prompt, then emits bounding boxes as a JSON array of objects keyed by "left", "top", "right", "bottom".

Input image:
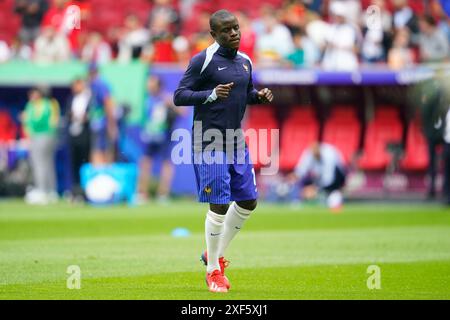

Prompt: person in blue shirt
[
  {"left": 88, "top": 63, "right": 117, "bottom": 165},
  {"left": 137, "top": 75, "right": 182, "bottom": 203},
  {"left": 173, "top": 9, "right": 273, "bottom": 293}
]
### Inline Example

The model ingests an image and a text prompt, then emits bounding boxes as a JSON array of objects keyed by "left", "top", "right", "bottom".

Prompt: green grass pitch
[{"left": 0, "top": 200, "right": 449, "bottom": 299}]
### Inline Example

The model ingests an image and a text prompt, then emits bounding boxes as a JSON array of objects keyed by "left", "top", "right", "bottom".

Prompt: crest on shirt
[
  {"left": 204, "top": 186, "right": 212, "bottom": 194},
  {"left": 243, "top": 64, "right": 249, "bottom": 72}
]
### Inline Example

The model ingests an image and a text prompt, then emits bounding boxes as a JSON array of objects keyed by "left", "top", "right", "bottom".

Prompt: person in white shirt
[
  {"left": 293, "top": 142, "right": 347, "bottom": 208},
  {"left": 329, "top": 0, "right": 361, "bottom": 26},
  {"left": 361, "top": 0, "right": 393, "bottom": 63},
  {"left": 322, "top": 1, "right": 360, "bottom": 71},
  {"left": 33, "top": 25, "right": 70, "bottom": 63},
  {"left": 117, "top": 14, "right": 150, "bottom": 63},
  {"left": 255, "top": 12, "right": 294, "bottom": 66},
  {"left": 81, "top": 32, "right": 112, "bottom": 65}
]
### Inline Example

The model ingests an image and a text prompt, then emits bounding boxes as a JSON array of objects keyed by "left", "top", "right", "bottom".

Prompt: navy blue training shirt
[{"left": 173, "top": 42, "right": 261, "bottom": 151}]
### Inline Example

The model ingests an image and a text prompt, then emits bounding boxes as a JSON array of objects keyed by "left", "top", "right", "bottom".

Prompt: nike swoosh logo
[
  {"left": 210, "top": 233, "right": 221, "bottom": 236},
  {"left": 235, "top": 226, "right": 241, "bottom": 230},
  {"left": 218, "top": 67, "right": 227, "bottom": 71}
]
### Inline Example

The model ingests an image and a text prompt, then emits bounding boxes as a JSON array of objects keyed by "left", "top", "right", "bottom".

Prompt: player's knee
[
  {"left": 236, "top": 199, "right": 257, "bottom": 211},
  {"left": 210, "top": 203, "right": 229, "bottom": 215}
]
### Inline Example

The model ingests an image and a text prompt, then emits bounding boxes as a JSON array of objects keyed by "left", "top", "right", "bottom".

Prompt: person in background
[
  {"left": 117, "top": 14, "right": 150, "bottom": 63},
  {"left": 321, "top": 1, "right": 360, "bottom": 71},
  {"left": 41, "top": 0, "right": 82, "bottom": 53},
  {"left": 361, "top": 0, "right": 393, "bottom": 64},
  {"left": 431, "top": 0, "right": 450, "bottom": 46},
  {"left": 388, "top": 28, "right": 414, "bottom": 70},
  {"left": 443, "top": 95, "right": 450, "bottom": 206},
  {"left": 137, "top": 76, "right": 183, "bottom": 203},
  {"left": 303, "top": 0, "right": 323, "bottom": 14},
  {"left": 392, "top": 0, "right": 419, "bottom": 38},
  {"left": 285, "top": 29, "right": 320, "bottom": 68},
  {"left": 190, "top": 11, "right": 214, "bottom": 55},
  {"left": 14, "top": 0, "right": 49, "bottom": 45},
  {"left": 328, "top": 0, "right": 361, "bottom": 26},
  {"left": 10, "top": 36, "right": 33, "bottom": 60},
  {"left": 420, "top": 75, "right": 447, "bottom": 200},
  {"left": 255, "top": 9, "right": 295, "bottom": 66},
  {"left": 285, "top": 30, "right": 305, "bottom": 67},
  {"left": 292, "top": 142, "right": 346, "bottom": 210},
  {"left": 33, "top": 25, "right": 71, "bottom": 63},
  {"left": 66, "top": 78, "right": 92, "bottom": 201},
  {"left": 147, "top": 0, "right": 180, "bottom": 36},
  {"left": 234, "top": 12, "right": 256, "bottom": 61},
  {"left": 88, "top": 63, "right": 117, "bottom": 165},
  {"left": 41, "top": 0, "right": 70, "bottom": 31},
  {"left": 22, "top": 86, "right": 60, "bottom": 205},
  {"left": 172, "top": 35, "right": 191, "bottom": 66},
  {"left": 146, "top": 9, "right": 176, "bottom": 63},
  {"left": 418, "top": 15, "right": 449, "bottom": 63},
  {"left": 81, "top": 32, "right": 112, "bottom": 65}
]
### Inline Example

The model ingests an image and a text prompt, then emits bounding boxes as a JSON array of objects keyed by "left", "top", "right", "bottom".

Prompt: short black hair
[{"left": 209, "top": 9, "right": 235, "bottom": 31}]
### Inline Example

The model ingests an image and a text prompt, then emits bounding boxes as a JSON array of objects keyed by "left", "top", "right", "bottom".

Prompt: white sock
[
  {"left": 205, "top": 210, "right": 225, "bottom": 273},
  {"left": 218, "top": 202, "right": 251, "bottom": 258}
]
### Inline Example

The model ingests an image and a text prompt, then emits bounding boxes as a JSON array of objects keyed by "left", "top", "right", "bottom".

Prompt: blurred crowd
[
  {"left": 0, "top": 67, "right": 183, "bottom": 204},
  {"left": 0, "top": 0, "right": 449, "bottom": 70}
]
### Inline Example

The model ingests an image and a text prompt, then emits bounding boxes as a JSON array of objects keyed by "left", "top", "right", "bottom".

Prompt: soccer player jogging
[{"left": 173, "top": 10, "right": 273, "bottom": 293}]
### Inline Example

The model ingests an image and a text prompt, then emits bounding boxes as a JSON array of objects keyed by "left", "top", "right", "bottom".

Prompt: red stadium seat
[
  {"left": 323, "top": 106, "right": 361, "bottom": 165},
  {"left": 358, "top": 108, "right": 403, "bottom": 170},
  {"left": 279, "top": 107, "right": 319, "bottom": 171},
  {"left": 243, "top": 106, "right": 278, "bottom": 169},
  {"left": 400, "top": 120, "right": 429, "bottom": 171},
  {"left": 0, "top": 111, "right": 17, "bottom": 142}
]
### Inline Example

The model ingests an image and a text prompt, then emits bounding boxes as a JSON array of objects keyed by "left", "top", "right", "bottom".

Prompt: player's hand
[
  {"left": 215, "top": 82, "right": 234, "bottom": 99},
  {"left": 257, "top": 88, "right": 273, "bottom": 103}
]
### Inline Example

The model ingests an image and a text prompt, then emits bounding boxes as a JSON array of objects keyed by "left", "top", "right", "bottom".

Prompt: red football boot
[
  {"left": 205, "top": 269, "right": 228, "bottom": 293},
  {"left": 201, "top": 251, "right": 230, "bottom": 289}
]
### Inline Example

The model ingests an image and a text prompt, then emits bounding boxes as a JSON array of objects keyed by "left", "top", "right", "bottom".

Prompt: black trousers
[
  {"left": 69, "top": 127, "right": 91, "bottom": 193},
  {"left": 427, "top": 138, "right": 442, "bottom": 195},
  {"left": 302, "top": 166, "right": 347, "bottom": 194},
  {"left": 323, "top": 166, "right": 347, "bottom": 194},
  {"left": 443, "top": 143, "right": 450, "bottom": 203}
]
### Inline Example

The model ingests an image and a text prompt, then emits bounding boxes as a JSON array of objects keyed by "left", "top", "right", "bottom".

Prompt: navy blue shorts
[{"left": 192, "top": 148, "right": 258, "bottom": 204}]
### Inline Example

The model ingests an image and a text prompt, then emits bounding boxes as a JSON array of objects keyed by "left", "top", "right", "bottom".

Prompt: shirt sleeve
[
  {"left": 246, "top": 63, "right": 261, "bottom": 105},
  {"left": 173, "top": 54, "right": 214, "bottom": 106}
]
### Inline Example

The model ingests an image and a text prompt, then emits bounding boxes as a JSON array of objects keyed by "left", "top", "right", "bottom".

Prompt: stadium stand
[
  {"left": 400, "top": 118, "right": 430, "bottom": 171},
  {"left": 358, "top": 106, "right": 404, "bottom": 170},
  {"left": 279, "top": 107, "right": 319, "bottom": 171},
  {"left": 244, "top": 105, "right": 278, "bottom": 169},
  {"left": 322, "top": 105, "right": 362, "bottom": 165},
  {"left": 0, "top": 110, "right": 18, "bottom": 142}
]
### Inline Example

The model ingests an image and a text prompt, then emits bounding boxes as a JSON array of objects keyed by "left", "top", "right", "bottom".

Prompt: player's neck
[{"left": 217, "top": 45, "right": 238, "bottom": 58}]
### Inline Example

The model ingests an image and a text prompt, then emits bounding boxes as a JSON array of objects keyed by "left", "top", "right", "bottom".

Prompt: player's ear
[{"left": 210, "top": 30, "right": 216, "bottom": 40}]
